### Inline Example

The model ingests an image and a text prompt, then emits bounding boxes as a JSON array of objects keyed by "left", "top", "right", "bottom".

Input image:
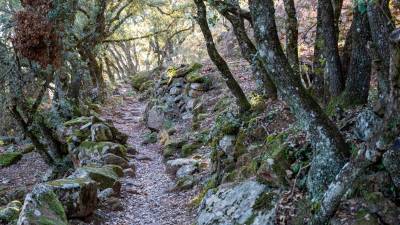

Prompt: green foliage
[{"left": 0, "top": 152, "right": 23, "bottom": 168}]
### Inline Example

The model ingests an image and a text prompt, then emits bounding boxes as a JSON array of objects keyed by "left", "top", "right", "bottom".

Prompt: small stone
[
  {"left": 98, "top": 188, "right": 114, "bottom": 202},
  {"left": 188, "top": 90, "right": 204, "bottom": 98},
  {"left": 124, "top": 168, "right": 136, "bottom": 177},
  {"left": 170, "top": 87, "right": 182, "bottom": 96},
  {"left": 190, "top": 83, "right": 209, "bottom": 91},
  {"left": 106, "top": 197, "right": 123, "bottom": 211},
  {"left": 126, "top": 146, "right": 137, "bottom": 155}
]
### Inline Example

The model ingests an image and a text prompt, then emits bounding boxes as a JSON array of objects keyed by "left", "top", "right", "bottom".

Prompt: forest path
[{"left": 99, "top": 85, "right": 195, "bottom": 225}]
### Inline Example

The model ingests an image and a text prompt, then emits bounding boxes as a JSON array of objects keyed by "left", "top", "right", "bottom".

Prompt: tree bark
[
  {"left": 249, "top": 0, "right": 349, "bottom": 199},
  {"left": 319, "top": 0, "right": 344, "bottom": 99},
  {"left": 342, "top": 4, "right": 372, "bottom": 106},
  {"left": 209, "top": 0, "right": 277, "bottom": 99},
  {"left": 194, "top": 0, "right": 251, "bottom": 112},
  {"left": 367, "top": 0, "right": 394, "bottom": 114},
  {"left": 283, "top": 0, "right": 299, "bottom": 74},
  {"left": 313, "top": 0, "right": 344, "bottom": 100}
]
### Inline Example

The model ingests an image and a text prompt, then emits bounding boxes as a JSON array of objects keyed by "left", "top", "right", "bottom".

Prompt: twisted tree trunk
[{"left": 249, "top": 0, "right": 349, "bottom": 199}]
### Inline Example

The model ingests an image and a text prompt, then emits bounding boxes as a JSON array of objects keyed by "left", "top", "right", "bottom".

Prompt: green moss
[
  {"left": 0, "top": 152, "right": 22, "bottom": 168},
  {"left": 249, "top": 93, "right": 266, "bottom": 112},
  {"left": 215, "top": 112, "right": 241, "bottom": 135},
  {"left": 181, "top": 143, "right": 201, "bottom": 157},
  {"left": 143, "top": 132, "right": 158, "bottom": 144},
  {"left": 78, "top": 141, "right": 127, "bottom": 158},
  {"left": 72, "top": 166, "right": 119, "bottom": 189},
  {"left": 190, "top": 176, "right": 217, "bottom": 207},
  {"left": 139, "top": 80, "right": 154, "bottom": 92},
  {"left": 130, "top": 71, "right": 152, "bottom": 90},
  {"left": 64, "top": 116, "right": 91, "bottom": 127},
  {"left": 37, "top": 190, "right": 67, "bottom": 222},
  {"left": 233, "top": 129, "right": 247, "bottom": 160},
  {"left": 253, "top": 192, "right": 276, "bottom": 211},
  {"left": 244, "top": 213, "right": 257, "bottom": 225},
  {"left": 213, "top": 97, "right": 231, "bottom": 113}
]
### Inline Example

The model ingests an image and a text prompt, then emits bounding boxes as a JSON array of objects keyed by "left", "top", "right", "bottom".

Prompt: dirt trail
[{"left": 99, "top": 87, "right": 196, "bottom": 225}]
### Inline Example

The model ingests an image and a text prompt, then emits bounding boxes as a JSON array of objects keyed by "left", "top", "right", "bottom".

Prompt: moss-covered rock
[
  {"left": 0, "top": 152, "right": 22, "bottom": 168},
  {"left": 186, "top": 72, "right": 211, "bottom": 85},
  {"left": 130, "top": 71, "right": 152, "bottom": 90},
  {"left": 139, "top": 80, "right": 155, "bottom": 92},
  {"left": 216, "top": 112, "right": 241, "bottom": 135},
  {"left": 64, "top": 116, "right": 91, "bottom": 127},
  {"left": 163, "top": 139, "right": 187, "bottom": 159},
  {"left": 17, "top": 185, "right": 68, "bottom": 225},
  {"left": 73, "top": 141, "right": 127, "bottom": 166},
  {"left": 181, "top": 143, "right": 201, "bottom": 157},
  {"left": 46, "top": 178, "right": 97, "bottom": 218},
  {"left": 142, "top": 132, "right": 158, "bottom": 145},
  {"left": 256, "top": 134, "right": 291, "bottom": 187},
  {"left": 91, "top": 123, "right": 113, "bottom": 142},
  {"left": 0, "top": 200, "right": 22, "bottom": 224},
  {"left": 70, "top": 166, "right": 120, "bottom": 190}
]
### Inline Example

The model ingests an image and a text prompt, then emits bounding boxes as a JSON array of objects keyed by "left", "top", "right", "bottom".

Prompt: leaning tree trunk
[
  {"left": 341, "top": 3, "right": 372, "bottom": 106},
  {"left": 194, "top": 0, "right": 251, "bottom": 112},
  {"left": 367, "top": 0, "right": 394, "bottom": 114},
  {"left": 210, "top": 0, "right": 277, "bottom": 99},
  {"left": 249, "top": 0, "right": 349, "bottom": 199}
]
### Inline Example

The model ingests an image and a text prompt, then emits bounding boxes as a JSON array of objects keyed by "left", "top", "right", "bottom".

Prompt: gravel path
[{"left": 99, "top": 90, "right": 196, "bottom": 225}]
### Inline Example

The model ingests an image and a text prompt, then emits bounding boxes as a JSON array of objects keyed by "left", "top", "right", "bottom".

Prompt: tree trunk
[
  {"left": 320, "top": 0, "right": 344, "bottom": 99},
  {"left": 313, "top": 0, "right": 344, "bottom": 100},
  {"left": 341, "top": 4, "right": 372, "bottom": 106},
  {"left": 367, "top": 0, "right": 394, "bottom": 114},
  {"left": 104, "top": 56, "right": 116, "bottom": 84},
  {"left": 194, "top": 0, "right": 251, "bottom": 112},
  {"left": 249, "top": 0, "right": 349, "bottom": 199},
  {"left": 283, "top": 0, "right": 299, "bottom": 73},
  {"left": 108, "top": 46, "right": 125, "bottom": 79},
  {"left": 210, "top": 0, "right": 277, "bottom": 99},
  {"left": 312, "top": 28, "right": 400, "bottom": 224}
]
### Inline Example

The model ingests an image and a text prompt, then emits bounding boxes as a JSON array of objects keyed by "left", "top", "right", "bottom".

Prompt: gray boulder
[
  {"left": 146, "top": 106, "right": 165, "bottom": 131},
  {"left": 197, "top": 180, "right": 277, "bottom": 225},
  {"left": 166, "top": 158, "right": 198, "bottom": 175},
  {"left": 354, "top": 110, "right": 383, "bottom": 141}
]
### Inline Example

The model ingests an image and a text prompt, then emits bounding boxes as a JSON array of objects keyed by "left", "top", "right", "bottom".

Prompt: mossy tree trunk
[
  {"left": 249, "top": 0, "right": 349, "bottom": 199},
  {"left": 209, "top": 0, "right": 277, "bottom": 99},
  {"left": 194, "top": 0, "right": 251, "bottom": 112}
]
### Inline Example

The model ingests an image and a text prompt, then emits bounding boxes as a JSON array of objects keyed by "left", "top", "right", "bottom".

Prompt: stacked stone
[
  {"left": 12, "top": 116, "right": 135, "bottom": 225},
  {"left": 146, "top": 63, "right": 211, "bottom": 131}
]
